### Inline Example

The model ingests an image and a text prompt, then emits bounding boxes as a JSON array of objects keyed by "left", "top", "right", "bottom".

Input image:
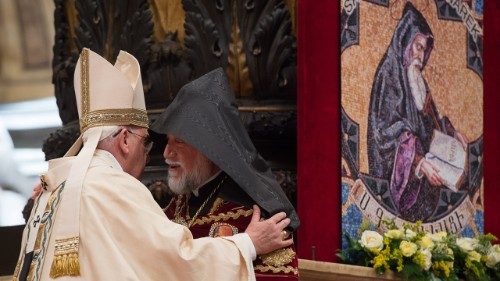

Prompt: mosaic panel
[{"left": 341, "top": 0, "right": 484, "bottom": 246}]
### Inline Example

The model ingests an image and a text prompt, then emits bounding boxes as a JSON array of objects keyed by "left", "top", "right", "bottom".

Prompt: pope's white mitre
[{"left": 73, "top": 48, "right": 148, "bottom": 133}]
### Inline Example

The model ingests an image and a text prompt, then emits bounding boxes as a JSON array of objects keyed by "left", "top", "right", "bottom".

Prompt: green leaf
[{"left": 400, "top": 263, "right": 426, "bottom": 281}]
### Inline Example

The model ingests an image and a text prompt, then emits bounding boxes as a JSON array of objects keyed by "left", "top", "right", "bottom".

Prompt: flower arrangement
[{"left": 338, "top": 221, "right": 500, "bottom": 281}]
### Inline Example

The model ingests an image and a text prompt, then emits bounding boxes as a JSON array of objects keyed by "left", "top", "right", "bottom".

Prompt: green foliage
[
  {"left": 400, "top": 263, "right": 427, "bottom": 281},
  {"left": 382, "top": 218, "right": 397, "bottom": 230}
]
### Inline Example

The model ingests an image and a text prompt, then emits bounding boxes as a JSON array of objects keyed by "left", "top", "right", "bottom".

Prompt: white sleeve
[
  {"left": 222, "top": 233, "right": 257, "bottom": 281},
  {"left": 223, "top": 233, "right": 257, "bottom": 261}
]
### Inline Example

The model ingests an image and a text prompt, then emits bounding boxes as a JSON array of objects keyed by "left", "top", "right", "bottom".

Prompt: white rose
[
  {"left": 385, "top": 229, "right": 404, "bottom": 240},
  {"left": 359, "top": 230, "right": 384, "bottom": 252},
  {"left": 404, "top": 229, "right": 417, "bottom": 240},
  {"left": 456, "top": 237, "right": 478, "bottom": 252},
  {"left": 429, "top": 231, "right": 447, "bottom": 242},
  {"left": 420, "top": 249, "right": 432, "bottom": 270},
  {"left": 485, "top": 245, "right": 500, "bottom": 268}
]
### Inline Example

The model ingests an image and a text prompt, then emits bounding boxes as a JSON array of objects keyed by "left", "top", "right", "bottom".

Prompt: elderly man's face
[
  {"left": 411, "top": 33, "right": 428, "bottom": 68},
  {"left": 163, "top": 134, "right": 219, "bottom": 194}
]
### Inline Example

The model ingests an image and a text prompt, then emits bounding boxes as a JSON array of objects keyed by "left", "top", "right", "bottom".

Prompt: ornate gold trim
[
  {"left": 208, "top": 222, "right": 239, "bottom": 238},
  {"left": 260, "top": 248, "right": 296, "bottom": 267},
  {"left": 80, "top": 108, "right": 149, "bottom": 132},
  {"left": 254, "top": 264, "right": 299, "bottom": 275},
  {"left": 172, "top": 195, "right": 188, "bottom": 226},
  {"left": 12, "top": 260, "right": 21, "bottom": 280},
  {"left": 81, "top": 48, "right": 90, "bottom": 124},
  {"left": 28, "top": 183, "right": 66, "bottom": 280},
  {"left": 208, "top": 198, "right": 224, "bottom": 215},
  {"left": 27, "top": 261, "right": 36, "bottom": 281},
  {"left": 33, "top": 223, "right": 45, "bottom": 253},
  {"left": 53, "top": 236, "right": 79, "bottom": 254},
  {"left": 49, "top": 236, "right": 80, "bottom": 278},
  {"left": 192, "top": 208, "right": 253, "bottom": 226}
]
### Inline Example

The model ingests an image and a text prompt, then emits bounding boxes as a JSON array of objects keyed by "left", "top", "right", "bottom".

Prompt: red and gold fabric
[{"left": 164, "top": 176, "right": 299, "bottom": 281}]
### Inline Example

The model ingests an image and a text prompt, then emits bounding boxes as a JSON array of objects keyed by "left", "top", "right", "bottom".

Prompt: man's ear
[{"left": 116, "top": 129, "right": 130, "bottom": 155}]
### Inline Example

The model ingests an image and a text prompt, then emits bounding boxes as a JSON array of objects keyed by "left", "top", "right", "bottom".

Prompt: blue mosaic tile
[
  {"left": 461, "top": 226, "right": 475, "bottom": 238},
  {"left": 341, "top": 183, "right": 350, "bottom": 205},
  {"left": 475, "top": 0, "right": 483, "bottom": 15},
  {"left": 342, "top": 204, "right": 363, "bottom": 249},
  {"left": 475, "top": 210, "right": 484, "bottom": 234}
]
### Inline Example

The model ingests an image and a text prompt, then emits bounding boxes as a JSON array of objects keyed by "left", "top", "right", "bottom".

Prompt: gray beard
[
  {"left": 168, "top": 155, "right": 214, "bottom": 195},
  {"left": 407, "top": 59, "right": 427, "bottom": 111}
]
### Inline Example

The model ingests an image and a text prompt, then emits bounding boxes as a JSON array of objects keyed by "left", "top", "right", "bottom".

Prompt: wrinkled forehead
[
  {"left": 166, "top": 133, "right": 196, "bottom": 148},
  {"left": 167, "top": 133, "right": 206, "bottom": 158},
  {"left": 412, "top": 33, "right": 429, "bottom": 48}
]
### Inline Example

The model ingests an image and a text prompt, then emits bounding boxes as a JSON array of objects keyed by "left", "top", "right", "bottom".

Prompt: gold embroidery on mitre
[
  {"left": 254, "top": 265, "right": 299, "bottom": 275},
  {"left": 78, "top": 48, "right": 148, "bottom": 133},
  {"left": 81, "top": 48, "right": 90, "bottom": 124},
  {"left": 49, "top": 236, "right": 80, "bottom": 278},
  {"left": 80, "top": 108, "right": 149, "bottom": 132},
  {"left": 259, "top": 248, "right": 296, "bottom": 267}
]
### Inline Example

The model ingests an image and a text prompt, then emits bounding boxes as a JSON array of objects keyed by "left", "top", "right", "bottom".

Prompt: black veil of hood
[
  {"left": 367, "top": 2, "right": 434, "bottom": 179},
  {"left": 151, "top": 68, "right": 299, "bottom": 230}
]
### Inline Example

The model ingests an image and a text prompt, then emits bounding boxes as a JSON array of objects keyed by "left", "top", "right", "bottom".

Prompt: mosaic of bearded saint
[{"left": 367, "top": 3, "right": 469, "bottom": 222}]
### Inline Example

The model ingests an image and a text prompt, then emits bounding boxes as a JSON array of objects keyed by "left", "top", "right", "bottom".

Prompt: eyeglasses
[{"left": 113, "top": 128, "right": 153, "bottom": 154}]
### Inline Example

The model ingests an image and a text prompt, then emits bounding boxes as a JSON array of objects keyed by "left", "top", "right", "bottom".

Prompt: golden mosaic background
[{"left": 341, "top": 1, "right": 483, "bottom": 175}]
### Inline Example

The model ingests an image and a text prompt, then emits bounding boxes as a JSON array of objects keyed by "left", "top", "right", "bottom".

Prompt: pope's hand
[
  {"left": 31, "top": 181, "right": 42, "bottom": 200},
  {"left": 421, "top": 160, "right": 443, "bottom": 186},
  {"left": 245, "top": 205, "right": 293, "bottom": 255}
]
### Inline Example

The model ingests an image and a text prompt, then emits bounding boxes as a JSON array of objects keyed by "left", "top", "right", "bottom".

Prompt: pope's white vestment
[{"left": 13, "top": 149, "right": 255, "bottom": 280}]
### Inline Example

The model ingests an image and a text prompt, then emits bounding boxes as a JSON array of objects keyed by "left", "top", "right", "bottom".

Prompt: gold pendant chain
[{"left": 187, "top": 175, "right": 227, "bottom": 228}]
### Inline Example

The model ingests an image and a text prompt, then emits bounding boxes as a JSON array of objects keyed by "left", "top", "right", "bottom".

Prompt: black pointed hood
[{"left": 151, "top": 68, "right": 299, "bottom": 230}]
